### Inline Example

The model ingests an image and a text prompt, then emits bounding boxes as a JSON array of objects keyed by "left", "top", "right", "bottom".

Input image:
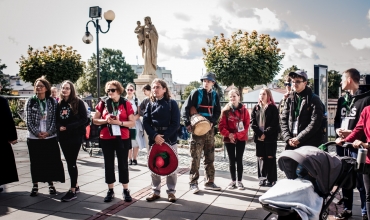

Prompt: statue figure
[{"left": 135, "top": 16, "right": 158, "bottom": 75}]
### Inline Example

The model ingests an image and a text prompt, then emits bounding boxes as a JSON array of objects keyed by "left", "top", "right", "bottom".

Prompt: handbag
[{"left": 129, "top": 128, "right": 136, "bottom": 140}]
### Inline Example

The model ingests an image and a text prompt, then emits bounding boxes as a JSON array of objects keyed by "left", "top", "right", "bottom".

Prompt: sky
[{"left": 1, "top": 0, "right": 370, "bottom": 84}]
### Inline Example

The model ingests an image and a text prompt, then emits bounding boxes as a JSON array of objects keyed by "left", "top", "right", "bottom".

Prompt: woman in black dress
[
  {"left": 0, "top": 85, "right": 19, "bottom": 192},
  {"left": 25, "top": 77, "right": 65, "bottom": 196},
  {"left": 251, "top": 88, "right": 279, "bottom": 187},
  {"left": 56, "top": 80, "right": 87, "bottom": 202}
]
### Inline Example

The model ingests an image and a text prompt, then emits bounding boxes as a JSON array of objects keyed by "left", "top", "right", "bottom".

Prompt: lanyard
[{"left": 111, "top": 102, "right": 119, "bottom": 116}]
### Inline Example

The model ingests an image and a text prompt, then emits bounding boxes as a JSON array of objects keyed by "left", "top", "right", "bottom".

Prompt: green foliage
[
  {"left": 182, "top": 81, "right": 201, "bottom": 99},
  {"left": 76, "top": 48, "right": 137, "bottom": 97},
  {"left": 278, "top": 65, "right": 299, "bottom": 88},
  {"left": 0, "top": 59, "right": 12, "bottom": 95},
  {"left": 328, "top": 70, "right": 341, "bottom": 99},
  {"left": 202, "top": 30, "right": 284, "bottom": 94},
  {"left": 8, "top": 99, "right": 19, "bottom": 118},
  {"left": 17, "top": 45, "right": 85, "bottom": 84}
]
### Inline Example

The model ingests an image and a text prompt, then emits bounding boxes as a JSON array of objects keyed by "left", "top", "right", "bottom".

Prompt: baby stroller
[
  {"left": 260, "top": 142, "right": 357, "bottom": 220},
  {"left": 82, "top": 121, "right": 101, "bottom": 157}
]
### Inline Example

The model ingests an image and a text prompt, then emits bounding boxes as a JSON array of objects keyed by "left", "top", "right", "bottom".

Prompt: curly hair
[{"left": 105, "top": 80, "right": 124, "bottom": 95}]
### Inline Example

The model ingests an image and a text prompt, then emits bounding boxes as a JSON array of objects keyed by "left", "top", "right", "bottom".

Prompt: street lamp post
[{"left": 82, "top": 6, "right": 115, "bottom": 97}]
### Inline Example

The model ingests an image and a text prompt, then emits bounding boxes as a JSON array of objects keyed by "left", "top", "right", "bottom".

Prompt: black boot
[
  {"left": 104, "top": 189, "right": 115, "bottom": 202},
  {"left": 123, "top": 189, "right": 132, "bottom": 202}
]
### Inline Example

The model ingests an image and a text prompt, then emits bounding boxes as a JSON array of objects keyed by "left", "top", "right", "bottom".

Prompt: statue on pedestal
[{"left": 134, "top": 16, "right": 158, "bottom": 75}]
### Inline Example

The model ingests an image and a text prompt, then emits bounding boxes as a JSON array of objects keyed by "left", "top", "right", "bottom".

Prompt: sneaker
[
  {"left": 133, "top": 159, "right": 137, "bottom": 165},
  {"left": 61, "top": 190, "right": 77, "bottom": 202},
  {"left": 30, "top": 187, "right": 38, "bottom": 197},
  {"left": 204, "top": 182, "right": 221, "bottom": 191},
  {"left": 335, "top": 210, "right": 352, "bottom": 219},
  {"left": 190, "top": 184, "right": 199, "bottom": 194},
  {"left": 228, "top": 181, "right": 237, "bottom": 189},
  {"left": 75, "top": 186, "right": 80, "bottom": 194},
  {"left": 104, "top": 190, "right": 115, "bottom": 202},
  {"left": 363, "top": 214, "right": 368, "bottom": 220},
  {"left": 259, "top": 179, "right": 266, "bottom": 186},
  {"left": 123, "top": 189, "right": 132, "bottom": 202},
  {"left": 146, "top": 193, "right": 160, "bottom": 202},
  {"left": 237, "top": 182, "right": 245, "bottom": 190},
  {"left": 265, "top": 181, "right": 276, "bottom": 187},
  {"left": 49, "top": 186, "right": 56, "bottom": 195},
  {"left": 168, "top": 193, "right": 176, "bottom": 202}
]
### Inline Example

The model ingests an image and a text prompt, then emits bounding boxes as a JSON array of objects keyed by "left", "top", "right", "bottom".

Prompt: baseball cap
[{"left": 289, "top": 70, "right": 308, "bottom": 81}]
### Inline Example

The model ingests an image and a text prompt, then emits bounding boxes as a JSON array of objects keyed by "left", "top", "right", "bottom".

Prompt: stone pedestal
[{"left": 134, "top": 74, "right": 157, "bottom": 102}]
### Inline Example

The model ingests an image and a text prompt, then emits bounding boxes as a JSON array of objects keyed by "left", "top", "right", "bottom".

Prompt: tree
[
  {"left": 278, "top": 65, "right": 299, "bottom": 88},
  {"left": 328, "top": 70, "right": 341, "bottom": 99},
  {"left": 76, "top": 48, "right": 136, "bottom": 97},
  {"left": 0, "top": 59, "right": 12, "bottom": 95},
  {"left": 202, "top": 30, "right": 284, "bottom": 99},
  {"left": 17, "top": 45, "right": 85, "bottom": 84},
  {"left": 181, "top": 81, "right": 202, "bottom": 100}
]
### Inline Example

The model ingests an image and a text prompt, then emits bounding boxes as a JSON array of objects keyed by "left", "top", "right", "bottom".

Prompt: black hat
[
  {"left": 289, "top": 70, "right": 308, "bottom": 81},
  {"left": 200, "top": 72, "right": 216, "bottom": 82}
]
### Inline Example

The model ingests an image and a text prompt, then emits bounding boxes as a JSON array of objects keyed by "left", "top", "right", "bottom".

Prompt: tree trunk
[{"left": 238, "top": 86, "right": 243, "bottom": 102}]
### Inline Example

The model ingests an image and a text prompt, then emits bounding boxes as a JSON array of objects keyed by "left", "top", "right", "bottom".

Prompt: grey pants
[{"left": 151, "top": 144, "right": 177, "bottom": 195}]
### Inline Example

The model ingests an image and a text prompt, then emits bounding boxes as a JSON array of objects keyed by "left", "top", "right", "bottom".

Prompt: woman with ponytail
[{"left": 251, "top": 88, "right": 279, "bottom": 187}]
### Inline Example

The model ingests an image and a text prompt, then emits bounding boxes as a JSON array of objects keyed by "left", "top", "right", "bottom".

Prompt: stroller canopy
[{"left": 278, "top": 146, "right": 342, "bottom": 196}]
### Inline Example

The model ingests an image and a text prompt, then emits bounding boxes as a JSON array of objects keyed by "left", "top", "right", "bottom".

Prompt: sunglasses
[
  {"left": 126, "top": 89, "right": 134, "bottom": 92},
  {"left": 106, "top": 89, "right": 116, "bottom": 93},
  {"left": 284, "top": 82, "right": 291, "bottom": 87}
]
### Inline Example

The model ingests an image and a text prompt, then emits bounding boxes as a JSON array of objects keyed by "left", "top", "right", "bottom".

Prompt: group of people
[{"left": 2, "top": 68, "right": 370, "bottom": 219}]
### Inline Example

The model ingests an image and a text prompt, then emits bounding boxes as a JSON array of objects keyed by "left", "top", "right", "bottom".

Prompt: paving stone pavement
[{"left": 0, "top": 140, "right": 362, "bottom": 220}]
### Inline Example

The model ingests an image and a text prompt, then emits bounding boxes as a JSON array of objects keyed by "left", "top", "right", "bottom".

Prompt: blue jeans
[{"left": 336, "top": 146, "right": 367, "bottom": 215}]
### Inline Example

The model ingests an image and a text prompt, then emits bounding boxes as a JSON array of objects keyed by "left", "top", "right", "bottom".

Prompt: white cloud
[
  {"left": 349, "top": 38, "right": 370, "bottom": 50},
  {"left": 295, "top": 31, "right": 316, "bottom": 42},
  {"left": 367, "top": 9, "right": 370, "bottom": 21}
]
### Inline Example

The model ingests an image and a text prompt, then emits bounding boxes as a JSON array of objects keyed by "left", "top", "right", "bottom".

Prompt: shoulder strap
[
  {"left": 197, "top": 88, "right": 203, "bottom": 109},
  {"left": 212, "top": 90, "right": 217, "bottom": 107},
  {"left": 134, "top": 97, "right": 138, "bottom": 107}
]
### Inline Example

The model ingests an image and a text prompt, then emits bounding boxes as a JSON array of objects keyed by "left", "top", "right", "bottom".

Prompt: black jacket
[
  {"left": 56, "top": 99, "right": 87, "bottom": 138},
  {"left": 143, "top": 98, "right": 180, "bottom": 146},
  {"left": 251, "top": 104, "right": 279, "bottom": 143},
  {"left": 334, "top": 88, "right": 370, "bottom": 143},
  {"left": 1, "top": 96, "right": 17, "bottom": 143},
  {"left": 281, "top": 87, "right": 323, "bottom": 147},
  {"left": 183, "top": 88, "right": 221, "bottom": 126}
]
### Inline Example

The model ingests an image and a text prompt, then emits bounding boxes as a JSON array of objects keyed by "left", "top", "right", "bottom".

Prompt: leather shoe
[
  {"left": 259, "top": 180, "right": 266, "bottom": 186},
  {"left": 146, "top": 193, "right": 160, "bottom": 202},
  {"left": 168, "top": 193, "right": 176, "bottom": 202}
]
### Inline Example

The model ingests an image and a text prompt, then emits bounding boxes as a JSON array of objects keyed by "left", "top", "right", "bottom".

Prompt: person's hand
[
  {"left": 60, "top": 126, "right": 66, "bottom": 131},
  {"left": 336, "top": 128, "right": 343, "bottom": 137},
  {"left": 291, "top": 138, "right": 300, "bottom": 146},
  {"left": 154, "top": 134, "right": 165, "bottom": 145},
  {"left": 229, "top": 133, "right": 235, "bottom": 143},
  {"left": 260, "top": 134, "right": 266, "bottom": 140},
  {"left": 288, "top": 139, "right": 296, "bottom": 147},
  {"left": 341, "top": 130, "right": 352, "bottom": 138},
  {"left": 8, "top": 140, "right": 17, "bottom": 145},
  {"left": 107, "top": 117, "right": 120, "bottom": 125},
  {"left": 335, "top": 137, "right": 345, "bottom": 146},
  {"left": 353, "top": 140, "right": 364, "bottom": 149},
  {"left": 186, "top": 125, "right": 192, "bottom": 133}
]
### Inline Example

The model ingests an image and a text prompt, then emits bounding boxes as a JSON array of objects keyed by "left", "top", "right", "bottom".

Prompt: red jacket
[
  {"left": 219, "top": 104, "right": 250, "bottom": 142},
  {"left": 345, "top": 106, "right": 370, "bottom": 164}
]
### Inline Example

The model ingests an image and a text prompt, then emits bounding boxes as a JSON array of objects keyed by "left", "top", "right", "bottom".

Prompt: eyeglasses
[
  {"left": 152, "top": 86, "right": 163, "bottom": 90},
  {"left": 291, "top": 80, "right": 305, "bottom": 84},
  {"left": 126, "top": 89, "right": 134, "bottom": 92},
  {"left": 284, "top": 82, "right": 291, "bottom": 87},
  {"left": 35, "top": 85, "right": 45, "bottom": 88},
  {"left": 106, "top": 89, "right": 116, "bottom": 93}
]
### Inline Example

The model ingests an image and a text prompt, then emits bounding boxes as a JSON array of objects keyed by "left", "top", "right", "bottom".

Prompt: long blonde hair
[{"left": 221, "top": 88, "right": 240, "bottom": 117}]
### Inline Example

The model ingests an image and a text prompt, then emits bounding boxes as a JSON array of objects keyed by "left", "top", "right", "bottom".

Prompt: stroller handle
[{"left": 322, "top": 141, "right": 364, "bottom": 149}]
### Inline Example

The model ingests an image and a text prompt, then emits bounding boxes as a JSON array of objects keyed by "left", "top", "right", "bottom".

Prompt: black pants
[
  {"left": 256, "top": 141, "right": 277, "bottom": 183},
  {"left": 225, "top": 141, "right": 245, "bottom": 181},
  {"left": 59, "top": 135, "right": 83, "bottom": 188},
  {"left": 100, "top": 138, "right": 130, "bottom": 184},
  {"left": 363, "top": 174, "right": 370, "bottom": 217}
]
